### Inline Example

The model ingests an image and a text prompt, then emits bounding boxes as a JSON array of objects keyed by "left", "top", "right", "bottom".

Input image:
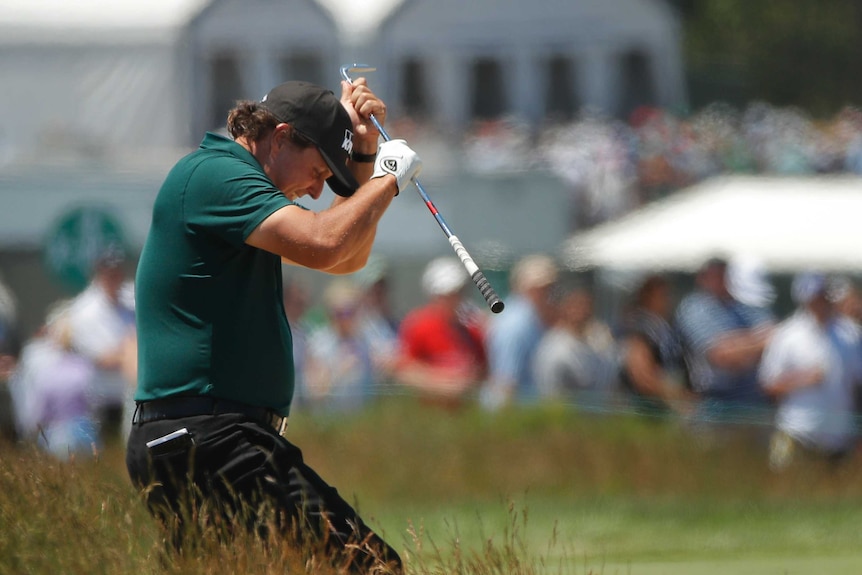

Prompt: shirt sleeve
[
  {"left": 759, "top": 321, "right": 824, "bottom": 389},
  {"left": 676, "top": 296, "right": 731, "bottom": 354},
  {"left": 397, "top": 313, "right": 424, "bottom": 361},
  {"left": 758, "top": 329, "right": 790, "bottom": 389},
  {"left": 184, "top": 156, "right": 293, "bottom": 246},
  {"left": 488, "top": 314, "right": 533, "bottom": 386}
]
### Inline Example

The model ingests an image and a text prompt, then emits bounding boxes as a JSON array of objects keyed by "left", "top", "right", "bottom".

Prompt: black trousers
[{"left": 126, "top": 413, "right": 402, "bottom": 574}]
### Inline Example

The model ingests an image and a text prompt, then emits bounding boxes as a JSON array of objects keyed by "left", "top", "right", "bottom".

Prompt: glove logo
[{"left": 383, "top": 158, "right": 398, "bottom": 172}]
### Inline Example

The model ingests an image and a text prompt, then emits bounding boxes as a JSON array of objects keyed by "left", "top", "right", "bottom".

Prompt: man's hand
[
  {"left": 340, "top": 78, "right": 385, "bottom": 150},
  {"left": 371, "top": 139, "right": 422, "bottom": 194}
]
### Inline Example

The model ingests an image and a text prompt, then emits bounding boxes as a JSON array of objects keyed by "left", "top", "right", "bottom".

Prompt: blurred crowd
[
  {"left": 284, "top": 252, "right": 862, "bottom": 473},
  {"left": 2, "top": 247, "right": 862, "bottom": 473},
  {"left": 459, "top": 102, "right": 862, "bottom": 228},
  {"left": 2, "top": 100, "right": 862, "bottom": 470},
  {"left": 0, "top": 248, "right": 137, "bottom": 460}
]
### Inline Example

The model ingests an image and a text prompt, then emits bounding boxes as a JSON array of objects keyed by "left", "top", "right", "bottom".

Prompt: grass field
[{"left": 3, "top": 397, "right": 862, "bottom": 574}]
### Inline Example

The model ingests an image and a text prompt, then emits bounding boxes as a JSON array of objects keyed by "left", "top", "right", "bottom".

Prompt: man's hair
[{"left": 226, "top": 101, "right": 315, "bottom": 148}]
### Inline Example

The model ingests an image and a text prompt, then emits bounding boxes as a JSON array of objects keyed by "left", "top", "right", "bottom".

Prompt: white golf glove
[{"left": 370, "top": 139, "right": 422, "bottom": 195}]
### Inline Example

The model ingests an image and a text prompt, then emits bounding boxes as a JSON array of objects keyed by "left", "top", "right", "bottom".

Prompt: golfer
[{"left": 126, "top": 78, "right": 421, "bottom": 573}]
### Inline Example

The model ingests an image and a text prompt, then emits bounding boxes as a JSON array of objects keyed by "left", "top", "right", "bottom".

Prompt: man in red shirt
[{"left": 394, "top": 257, "right": 487, "bottom": 407}]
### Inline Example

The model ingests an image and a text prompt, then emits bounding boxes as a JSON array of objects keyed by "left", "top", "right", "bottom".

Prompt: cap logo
[{"left": 342, "top": 130, "right": 354, "bottom": 155}]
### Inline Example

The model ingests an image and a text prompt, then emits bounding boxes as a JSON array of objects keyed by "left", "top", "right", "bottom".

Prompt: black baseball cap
[{"left": 260, "top": 81, "right": 358, "bottom": 197}]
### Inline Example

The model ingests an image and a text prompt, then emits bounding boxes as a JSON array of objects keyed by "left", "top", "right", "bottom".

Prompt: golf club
[{"left": 340, "top": 64, "right": 505, "bottom": 314}]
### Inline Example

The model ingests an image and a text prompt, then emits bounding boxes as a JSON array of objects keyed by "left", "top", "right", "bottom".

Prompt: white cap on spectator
[
  {"left": 791, "top": 272, "right": 828, "bottom": 305},
  {"left": 323, "top": 279, "right": 362, "bottom": 310},
  {"left": 511, "top": 254, "right": 559, "bottom": 293},
  {"left": 422, "top": 257, "right": 468, "bottom": 297},
  {"left": 726, "top": 254, "right": 775, "bottom": 308}
]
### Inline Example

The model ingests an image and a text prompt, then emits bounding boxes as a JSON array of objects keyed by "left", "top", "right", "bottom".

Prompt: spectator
[
  {"left": 65, "top": 246, "right": 136, "bottom": 443},
  {"left": 303, "top": 279, "right": 376, "bottom": 412},
  {"left": 532, "top": 286, "right": 617, "bottom": 406},
  {"left": 0, "top": 272, "right": 20, "bottom": 442},
  {"left": 618, "top": 275, "right": 696, "bottom": 418},
  {"left": 9, "top": 302, "right": 98, "bottom": 459},
  {"left": 832, "top": 276, "right": 862, "bottom": 326},
  {"left": 831, "top": 276, "right": 862, "bottom": 426},
  {"left": 281, "top": 272, "right": 313, "bottom": 408},
  {"left": 759, "top": 272, "right": 862, "bottom": 470},
  {"left": 675, "top": 256, "right": 775, "bottom": 422},
  {"left": 354, "top": 256, "right": 400, "bottom": 382},
  {"left": 393, "top": 257, "right": 487, "bottom": 408},
  {"left": 481, "top": 254, "right": 559, "bottom": 410}
]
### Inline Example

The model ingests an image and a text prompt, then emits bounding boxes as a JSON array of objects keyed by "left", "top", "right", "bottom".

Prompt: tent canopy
[
  {"left": 0, "top": 0, "right": 209, "bottom": 36},
  {"left": 562, "top": 175, "right": 862, "bottom": 274}
]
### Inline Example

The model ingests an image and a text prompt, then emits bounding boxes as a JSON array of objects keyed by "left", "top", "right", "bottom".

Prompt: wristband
[{"left": 350, "top": 150, "right": 378, "bottom": 163}]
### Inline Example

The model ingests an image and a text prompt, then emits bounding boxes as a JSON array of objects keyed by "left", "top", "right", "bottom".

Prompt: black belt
[{"left": 134, "top": 396, "right": 287, "bottom": 435}]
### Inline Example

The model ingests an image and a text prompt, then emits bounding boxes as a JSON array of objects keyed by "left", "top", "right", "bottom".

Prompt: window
[
  {"left": 470, "top": 58, "right": 506, "bottom": 119},
  {"left": 280, "top": 53, "right": 324, "bottom": 85},
  {"left": 207, "top": 52, "right": 245, "bottom": 131},
  {"left": 544, "top": 55, "right": 578, "bottom": 121},
  {"left": 619, "top": 50, "right": 656, "bottom": 118},
  {"left": 401, "top": 58, "right": 429, "bottom": 118}
]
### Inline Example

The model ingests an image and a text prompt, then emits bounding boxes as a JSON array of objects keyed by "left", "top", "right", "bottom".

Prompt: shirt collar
[{"left": 200, "top": 132, "right": 261, "bottom": 169}]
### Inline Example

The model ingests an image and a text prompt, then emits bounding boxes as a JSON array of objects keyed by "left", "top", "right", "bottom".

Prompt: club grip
[{"left": 472, "top": 270, "right": 505, "bottom": 314}]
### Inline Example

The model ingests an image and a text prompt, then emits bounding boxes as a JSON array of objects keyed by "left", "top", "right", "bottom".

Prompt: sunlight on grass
[{"left": 3, "top": 398, "right": 862, "bottom": 574}]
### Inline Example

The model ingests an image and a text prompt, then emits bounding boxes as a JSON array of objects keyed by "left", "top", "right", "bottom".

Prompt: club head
[{"left": 340, "top": 64, "right": 377, "bottom": 83}]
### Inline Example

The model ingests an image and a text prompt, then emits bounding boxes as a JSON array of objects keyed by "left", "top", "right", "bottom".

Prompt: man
[
  {"left": 126, "top": 78, "right": 421, "bottom": 573},
  {"left": 355, "top": 256, "right": 401, "bottom": 378},
  {"left": 532, "top": 287, "right": 617, "bottom": 401},
  {"left": 393, "top": 257, "right": 487, "bottom": 408},
  {"left": 674, "top": 256, "right": 775, "bottom": 421},
  {"left": 66, "top": 246, "right": 136, "bottom": 442},
  {"left": 303, "top": 279, "right": 376, "bottom": 412},
  {"left": 617, "top": 275, "right": 695, "bottom": 417},
  {"left": 480, "top": 253, "right": 559, "bottom": 410},
  {"left": 759, "top": 272, "right": 862, "bottom": 470},
  {"left": 0, "top": 273, "right": 20, "bottom": 442}
]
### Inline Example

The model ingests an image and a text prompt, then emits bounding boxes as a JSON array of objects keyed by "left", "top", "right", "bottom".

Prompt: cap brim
[{"left": 320, "top": 147, "right": 359, "bottom": 197}]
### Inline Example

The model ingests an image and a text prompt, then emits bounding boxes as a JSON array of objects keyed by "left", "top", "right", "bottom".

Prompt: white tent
[
  {"left": 0, "top": 0, "right": 210, "bottom": 166},
  {"left": 562, "top": 175, "right": 862, "bottom": 273}
]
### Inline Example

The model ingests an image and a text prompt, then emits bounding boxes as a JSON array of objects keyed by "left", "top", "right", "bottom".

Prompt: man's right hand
[{"left": 371, "top": 139, "right": 422, "bottom": 194}]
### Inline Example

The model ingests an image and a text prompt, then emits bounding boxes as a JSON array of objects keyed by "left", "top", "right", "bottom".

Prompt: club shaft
[
  {"left": 340, "top": 66, "right": 504, "bottom": 314},
  {"left": 360, "top": 112, "right": 454, "bottom": 238}
]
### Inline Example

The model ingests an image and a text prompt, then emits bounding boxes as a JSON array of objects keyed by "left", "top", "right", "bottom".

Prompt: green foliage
[{"left": 674, "top": 0, "right": 862, "bottom": 115}]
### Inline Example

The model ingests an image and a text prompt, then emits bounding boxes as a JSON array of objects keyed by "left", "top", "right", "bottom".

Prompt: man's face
[
  {"left": 531, "top": 283, "right": 558, "bottom": 326},
  {"left": 98, "top": 265, "right": 125, "bottom": 300},
  {"left": 266, "top": 125, "right": 333, "bottom": 201},
  {"left": 700, "top": 263, "right": 729, "bottom": 299}
]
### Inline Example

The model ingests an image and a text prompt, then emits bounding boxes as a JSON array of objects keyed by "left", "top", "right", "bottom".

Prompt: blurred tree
[{"left": 670, "top": 0, "right": 862, "bottom": 116}]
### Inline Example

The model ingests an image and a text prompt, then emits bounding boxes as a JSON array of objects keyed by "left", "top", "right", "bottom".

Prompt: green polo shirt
[{"left": 135, "top": 132, "right": 295, "bottom": 415}]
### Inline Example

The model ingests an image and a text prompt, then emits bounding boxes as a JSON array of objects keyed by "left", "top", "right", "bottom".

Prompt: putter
[{"left": 340, "top": 64, "right": 505, "bottom": 314}]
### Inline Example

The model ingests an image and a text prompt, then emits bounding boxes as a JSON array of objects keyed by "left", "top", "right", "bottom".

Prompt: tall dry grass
[{"left": 3, "top": 397, "right": 862, "bottom": 574}]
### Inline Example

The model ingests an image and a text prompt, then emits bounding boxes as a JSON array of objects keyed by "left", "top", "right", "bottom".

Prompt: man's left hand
[{"left": 340, "top": 78, "right": 386, "bottom": 150}]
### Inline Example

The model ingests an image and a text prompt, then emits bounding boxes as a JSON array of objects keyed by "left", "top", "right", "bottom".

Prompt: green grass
[{"left": 3, "top": 397, "right": 862, "bottom": 574}]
